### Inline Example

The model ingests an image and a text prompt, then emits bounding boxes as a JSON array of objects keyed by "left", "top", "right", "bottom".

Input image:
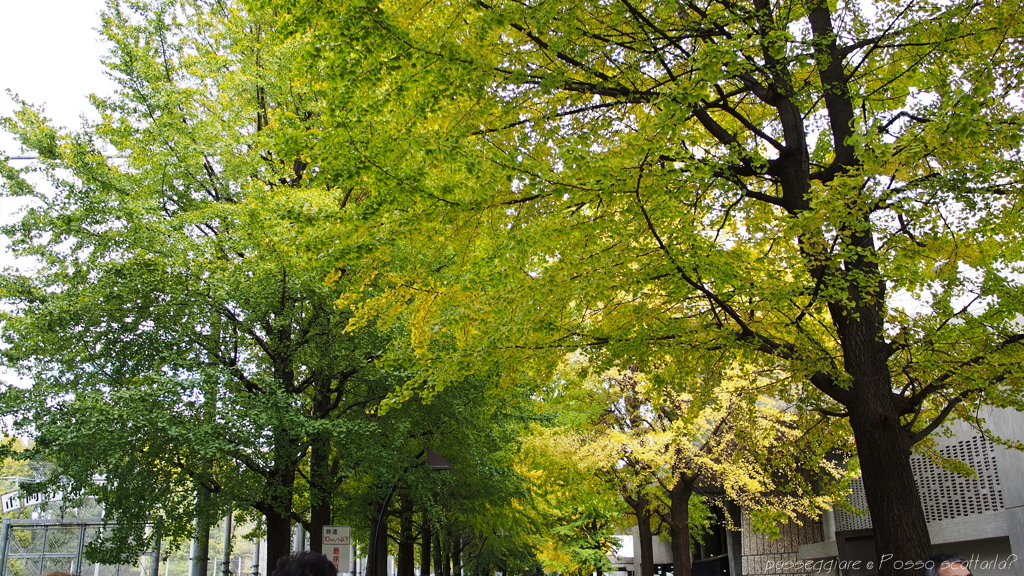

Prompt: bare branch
[{"left": 909, "top": 388, "right": 984, "bottom": 444}]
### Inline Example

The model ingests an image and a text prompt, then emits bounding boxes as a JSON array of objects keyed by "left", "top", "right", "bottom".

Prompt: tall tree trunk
[
  {"left": 451, "top": 535, "right": 462, "bottom": 576},
  {"left": 441, "top": 531, "right": 452, "bottom": 576},
  {"left": 828, "top": 231, "right": 933, "bottom": 574},
  {"left": 398, "top": 498, "right": 416, "bottom": 576},
  {"left": 432, "top": 530, "right": 444, "bottom": 576},
  {"left": 800, "top": 0, "right": 934, "bottom": 571},
  {"left": 421, "top": 511, "right": 432, "bottom": 576},
  {"left": 262, "top": 362, "right": 302, "bottom": 569},
  {"left": 263, "top": 443, "right": 299, "bottom": 570},
  {"left": 847, "top": 373, "right": 932, "bottom": 576},
  {"left": 667, "top": 476, "right": 694, "bottom": 576},
  {"left": 624, "top": 494, "right": 655, "bottom": 576},
  {"left": 189, "top": 487, "right": 212, "bottom": 576},
  {"left": 309, "top": 432, "right": 332, "bottom": 555},
  {"left": 309, "top": 379, "right": 335, "bottom": 554},
  {"left": 264, "top": 506, "right": 294, "bottom": 572},
  {"left": 369, "top": 508, "right": 391, "bottom": 576}
]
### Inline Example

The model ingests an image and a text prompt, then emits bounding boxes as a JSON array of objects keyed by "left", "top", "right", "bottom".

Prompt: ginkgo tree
[
  {"left": 0, "top": 0, "right": 419, "bottom": 565},
  {"left": 0, "top": 3, "right": 576, "bottom": 574},
  {"left": 551, "top": 357, "right": 850, "bottom": 576},
  {"left": 515, "top": 413, "right": 623, "bottom": 576},
  {"left": 247, "top": 1, "right": 1024, "bottom": 574}
]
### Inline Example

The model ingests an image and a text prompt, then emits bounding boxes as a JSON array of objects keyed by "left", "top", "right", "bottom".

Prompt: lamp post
[{"left": 367, "top": 450, "right": 452, "bottom": 576}]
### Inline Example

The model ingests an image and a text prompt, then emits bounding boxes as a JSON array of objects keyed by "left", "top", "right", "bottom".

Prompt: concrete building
[
  {"left": 789, "top": 408, "right": 1024, "bottom": 576},
  {"left": 618, "top": 407, "right": 1024, "bottom": 576}
]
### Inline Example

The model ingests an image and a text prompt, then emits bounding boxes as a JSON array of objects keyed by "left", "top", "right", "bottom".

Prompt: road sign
[{"left": 322, "top": 526, "right": 351, "bottom": 572}]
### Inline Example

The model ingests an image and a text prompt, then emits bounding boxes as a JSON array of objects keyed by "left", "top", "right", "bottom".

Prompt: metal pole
[
  {"left": 77, "top": 523, "right": 88, "bottom": 576},
  {"left": 221, "top": 513, "right": 233, "bottom": 576},
  {"left": 96, "top": 507, "right": 105, "bottom": 576},
  {"left": 151, "top": 522, "right": 163, "bottom": 576},
  {"left": 370, "top": 482, "right": 399, "bottom": 576},
  {"left": 190, "top": 515, "right": 211, "bottom": 576},
  {"left": 39, "top": 525, "right": 49, "bottom": 575},
  {"left": 0, "top": 519, "right": 11, "bottom": 576},
  {"left": 250, "top": 540, "right": 260, "bottom": 576}
]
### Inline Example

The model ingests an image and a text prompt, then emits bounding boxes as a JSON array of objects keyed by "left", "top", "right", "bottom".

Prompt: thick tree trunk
[
  {"left": 421, "top": 511, "right": 432, "bottom": 576},
  {"left": 451, "top": 535, "right": 463, "bottom": 576},
  {"left": 667, "top": 476, "right": 694, "bottom": 576},
  {"left": 799, "top": 0, "right": 935, "bottom": 570},
  {"left": 750, "top": 0, "right": 935, "bottom": 563},
  {"left": 308, "top": 434, "right": 332, "bottom": 555},
  {"left": 398, "top": 499, "right": 416, "bottom": 576},
  {"left": 263, "top": 444, "right": 299, "bottom": 571},
  {"left": 368, "top": 509, "right": 391, "bottom": 576},
  {"left": 189, "top": 487, "right": 212, "bottom": 576},
  {"left": 624, "top": 494, "right": 655, "bottom": 576},
  {"left": 264, "top": 506, "right": 294, "bottom": 572},
  {"left": 309, "top": 381, "right": 335, "bottom": 555},
  {"left": 847, "top": 384, "right": 932, "bottom": 576},
  {"left": 832, "top": 241, "right": 934, "bottom": 576},
  {"left": 433, "top": 530, "right": 444, "bottom": 576}
]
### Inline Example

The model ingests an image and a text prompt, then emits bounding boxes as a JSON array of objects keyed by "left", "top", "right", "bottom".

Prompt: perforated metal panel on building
[
  {"left": 834, "top": 479, "right": 873, "bottom": 531},
  {"left": 834, "top": 435, "right": 1005, "bottom": 531}
]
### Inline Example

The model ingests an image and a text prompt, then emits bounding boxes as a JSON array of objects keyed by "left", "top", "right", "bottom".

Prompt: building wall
[
  {"left": 984, "top": 408, "right": 1024, "bottom": 576},
  {"left": 619, "top": 407, "right": 1023, "bottom": 576},
  {"left": 795, "top": 408, "right": 1024, "bottom": 576},
  {"left": 832, "top": 432, "right": 1006, "bottom": 533},
  {"left": 627, "top": 525, "right": 674, "bottom": 575},
  {"left": 740, "top": 513, "right": 823, "bottom": 576}
]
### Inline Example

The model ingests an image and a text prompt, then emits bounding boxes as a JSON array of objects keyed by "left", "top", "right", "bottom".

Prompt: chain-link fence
[{"left": 0, "top": 519, "right": 158, "bottom": 576}]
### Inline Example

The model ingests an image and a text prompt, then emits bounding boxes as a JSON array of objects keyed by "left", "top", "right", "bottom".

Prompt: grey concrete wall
[
  {"left": 627, "top": 525, "right": 673, "bottom": 576},
  {"left": 797, "top": 408, "right": 1024, "bottom": 576},
  {"left": 981, "top": 408, "right": 1024, "bottom": 576}
]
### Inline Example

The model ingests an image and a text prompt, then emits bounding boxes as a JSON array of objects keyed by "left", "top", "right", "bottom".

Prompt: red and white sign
[{"left": 323, "top": 526, "right": 351, "bottom": 572}]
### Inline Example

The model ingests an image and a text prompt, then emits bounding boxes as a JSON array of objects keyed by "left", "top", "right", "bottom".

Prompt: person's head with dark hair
[
  {"left": 273, "top": 551, "right": 338, "bottom": 576},
  {"left": 923, "top": 554, "right": 971, "bottom": 576}
]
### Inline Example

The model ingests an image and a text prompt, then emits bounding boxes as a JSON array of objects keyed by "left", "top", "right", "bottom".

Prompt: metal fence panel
[{"left": 0, "top": 520, "right": 155, "bottom": 576}]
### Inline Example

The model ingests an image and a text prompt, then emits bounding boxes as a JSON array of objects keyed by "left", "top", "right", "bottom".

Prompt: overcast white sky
[
  {"left": 0, "top": 0, "right": 111, "bottom": 391},
  {"left": 0, "top": 0, "right": 113, "bottom": 154}
]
